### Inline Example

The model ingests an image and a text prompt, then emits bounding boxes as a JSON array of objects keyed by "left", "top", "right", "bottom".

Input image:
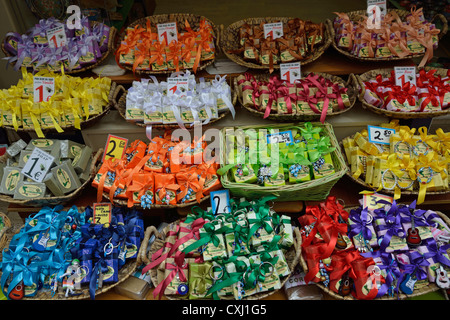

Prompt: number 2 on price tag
[
  {"left": 103, "top": 135, "right": 128, "bottom": 162},
  {"left": 210, "top": 190, "right": 231, "bottom": 216},
  {"left": 367, "top": 125, "right": 395, "bottom": 145}
]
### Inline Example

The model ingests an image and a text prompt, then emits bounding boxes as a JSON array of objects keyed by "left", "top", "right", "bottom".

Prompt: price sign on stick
[
  {"left": 157, "top": 22, "right": 178, "bottom": 44},
  {"left": 93, "top": 203, "right": 112, "bottom": 225},
  {"left": 47, "top": 25, "right": 67, "bottom": 48},
  {"left": 267, "top": 130, "right": 294, "bottom": 144},
  {"left": 363, "top": 193, "right": 393, "bottom": 211},
  {"left": 368, "top": 125, "right": 395, "bottom": 145},
  {"left": 263, "top": 22, "right": 283, "bottom": 39},
  {"left": 21, "top": 147, "right": 55, "bottom": 183},
  {"left": 33, "top": 77, "right": 55, "bottom": 103},
  {"left": 103, "top": 135, "right": 128, "bottom": 162},
  {"left": 394, "top": 67, "right": 417, "bottom": 86},
  {"left": 210, "top": 190, "right": 231, "bottom": 216},
  {"left": 167, "top": 77, "right": 189, "bottom": 97},
  {"left": 280, "top": 63, "right": 301, "bottom": 84}
]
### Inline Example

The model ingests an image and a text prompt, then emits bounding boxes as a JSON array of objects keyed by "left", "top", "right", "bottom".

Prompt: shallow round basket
[
  {"left": 221, "top": 17, "right": 332, "bottom": 71},
  {"left": 299, "top": 205, "right": 449, "bottom": 300},
  {"left": 0, "top": 212, "right": 12, "bottom": 250},
  {"left": 339, "top": 134, "right": 450, "bottom": 198},
  {"left": 355, "top": 66, "right": 450, "bottom": 119},
  {"left": 139, "top": 222, "right": 301, "bottom": 300},
  {"left": 2, "top": 81, "right": 118, "bottom": 135},
  {"left": 1, "top": 22, "right": 117, "bottom": 75},
  {"left": 0, "top": 207, "right": 141, "bottom": 300},
  {"left": 237, "top": 72, "right": 358, "bottom": 121},
  {"left": 327, "top": 9, "right": 448, "bottom": 63},
  {"left": 116, "top": 13, "right": 219, "bottom": 75},
  {"left": 112, "top": 76, "right": 237, "bottom": 130},
  {"left": 0, "top": 148, "right": 103, "bottom": 207}
]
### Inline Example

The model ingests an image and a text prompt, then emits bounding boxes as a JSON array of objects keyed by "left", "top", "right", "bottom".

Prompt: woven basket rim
[
  {"left": 339, "top": 134, "right": 450, "bottom": 197},
  {"left": 1, "top": 21, "right": 117, "bottom": 75},
  {"left": 0, "top": 206, "right": 141, "bottom": 300},
  {"left": 355, "top": 66, "right": 450, "bottom": 119},
  {"left": 328, "top": 9, "right": 448, "bottom": 63},
  {"left": 0, "top": 148, "right": 103, "bottom": 207},
  {"left": 221, "top": 16, "right": 332, "bottom": 69},
  {"left": 116, "top": 13, "right": 218, "bottom": 75},
  {"left": 299, "top": 205, "right": 449, "bottom": 300},
  {"left": 219, "top": 122, "right": 348, "bottom": 197},
  {"left": 141, "top": 218, "right": 302, "bottom": 300},
  {"left": 236, "top": 72, "right": 358, "bottom": 121}
]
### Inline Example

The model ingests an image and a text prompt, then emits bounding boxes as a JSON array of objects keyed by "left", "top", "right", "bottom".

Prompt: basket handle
[
  {"left": 354, "top": 74, "right": 367, "bottom": 103},
  {"left": 432, "top": 14, "right": 448, "bottom": 39},
  {"left": 322, "top": 19, "right": 334, "bottom": 52},
  {"left": 112, "top": 85, "right": 127, "bottom": 109},
  {"left": 89, "top": 148, "right": 104, "bottom": 177},
  {"left": 139, "top": 226, "right": 162, "bottom": 266},
  {"left": 215, "top": 24, "right": 223, "bottom": 55}
]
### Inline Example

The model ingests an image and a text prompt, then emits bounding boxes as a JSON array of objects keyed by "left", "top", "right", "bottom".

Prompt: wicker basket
[
  {"left": 1, "top": 81, "right": 118, "bottom": 135},
  {"left": 1, "top": 22, "right": 117, "bottom": 75},
  {"left": 236, "top": 72, "right": 358, "bottom": 121},
  {"left": 299, "top": 205, "right": 450, "bottom": 300},
  {"left": 0, "top": 212, "right": 11, "bottom": 250},
  {"left": 116, "top": 14, "right": 219, "bottom": 75},
  {"left": 338, "top": 135, "right": 450, "bottom": 198},
  {"left": 0, "top": 206, "right": 141, "bottom": 300},
  {"left": 219, "top": 122, "right": 348, "bottom": 201},
  {"left": 0, "top": 148, "right": 103, "bottom": 207},
  {"left": 221, "top": 17, "right": 332, "bottom": 71},
  {"left": 139, "top": 222, "right": 301, "bottom": 300},
  {"left": 112, "top": 76, "right": 237, "bottom": 130},
  {"left": 355, "top": 66, "right": 450, "bottom": 119},
  {"left": 327, "top": 9, "right": 448, "bottom": 63}
]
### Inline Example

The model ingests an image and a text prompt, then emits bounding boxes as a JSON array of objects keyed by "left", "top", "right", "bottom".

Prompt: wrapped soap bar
[
  {"left": 188, "top": 262, "right": 213, "bottom": 299},
  {"left": 6, "top": 139, "right": 27, "bottom": 158},
  {"left": 247, "top": 209, "right": 274, "bottom": 246},
  {"left": 199, "top": 221, "right": 227, "bottom": 261},
  {"left": 0, "top": 167, "right": 24, "bottom": 195},
  {"left": 13, "top": 180, "right": 46, "bottom": 199},
  {"left": 71, "top": 145, "right": 92, "bottom": 174},
  {"left": 51, "top": 160, "right": 82, "bottom": 194},
  {"left": 232, "top": 164, "right": 258, "bottom": 184}
]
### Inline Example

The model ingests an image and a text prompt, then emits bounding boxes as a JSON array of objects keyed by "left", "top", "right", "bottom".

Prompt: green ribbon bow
[
  {"left": 190, "top": 263, "right": 213, "bottom": 296},
  {"left": 300, "top": 122, "right": 322, "bottom": 141},
  {"left": 181, "top": 220, "right": 226, "bottom": 254}
]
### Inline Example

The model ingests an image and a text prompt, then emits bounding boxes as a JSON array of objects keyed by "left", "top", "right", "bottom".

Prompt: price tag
[
  {"left": 157, "top": 22, "right": 178, "bottom": 44},
  {"left": 367, "top": 0, "right": 387, "bottom": 14},
  {"left": 363, "top": 193, "right": 393, "bottom": 211},
  {"left": 21, "top": 147, "right": 55, "bottom": 183},
  {"left": 367, "top": 125, "right": 395, "bottom": 145},
  {"left": 280, "top": 62, "right": 301, "bottom": 84},
  {"left": 46, "top": 25, "right": 67, "bottom": 48},
  {"left": 263, "top": 22, "right": 283, "bottom": 40},
  {"left": 394, "top": 67, "right": 417, "bottom": 86},
  {"left": 267, "top": 130, "right": 293, "bottom": 144},
  {"left": 93, "top": 203, "right": 112, "bottom": 225},
  {"left": 210, "top": 190, "right": 231, "bottom": 216},
  {"left": 167, "top": 77, "right": 189, "bottom": 97},
  {"left": 102, "top": 134, "right": 128, "bottom": 162},
  {"left": 33, "top": 77, "right": 55, "bottom": 103}
]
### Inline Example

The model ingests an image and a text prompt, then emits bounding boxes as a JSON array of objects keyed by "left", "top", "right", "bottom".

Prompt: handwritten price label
[
  {"left": 21, "top": 147, "right": 55, "bottom": 183},
  {"left": 157, "top": 22, "right": 178, "bottom": 44},
  {"left": 367, "top": 125, "right": 395, "bottom": 145},
  {"left": 363, "top": 193, "right": 393, "bottom": 211},
  {"left": 394, "top": 66, "right": 417, "bottom": 86},
  {"left": 33, "top": 77, "right": 55, "bottom": 103},
  {"left": 267, "top": 130, "right": 293, "bottom": 144},
  {"left": 210, "top": 190, "right": 231, "bottom": 216},
  {"left": 93, "top": 203, "right": 112, "bottom": 225},
  {"left": 46, "top": 25, "right": 67, "bottom": 48},
  {"left": 167, "top": 77, "right": 189, "bottom": 97},
  {"left": 280, "top": 63, "right": 301, "bottom": 84},
  {"left": 102, "top": 135, "right": 128, "bottom": 162},
  {"left": 263, "top": 22, "right": 283, "bottom": 40}
]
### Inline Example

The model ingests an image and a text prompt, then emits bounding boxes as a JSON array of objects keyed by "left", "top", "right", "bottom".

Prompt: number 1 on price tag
[
  {"left": 46, "top": 25, "right": 67, "bottom": 48},
  {"left": 367, "top": 125, "right": 395, "bottom": 145},
  {"left": 263, "top": 22, "right": 283, "bottom": 40},
  {"left": 167, "top": 77, "right": 189, "bottom": 97},
  {"left": 103, "top": 135, "right": 128, "bottom": 162},
  {"left": 21, "top": 147, "right": 55, "bottom": 183},
  {"left": 394, "top": 67, "right": 417, "bottom": 86},
  {"left": 157, "top": 22, "right": 178, "bottom": 44},
  {"left": 280, "top": 63, "right": 301, "bottom": 84},
  {"left": 210, "top": 190, "right": 231, "bottom": 216},
  {"left": 33, "top": 77, "right": 55, "bottom": 103}
]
